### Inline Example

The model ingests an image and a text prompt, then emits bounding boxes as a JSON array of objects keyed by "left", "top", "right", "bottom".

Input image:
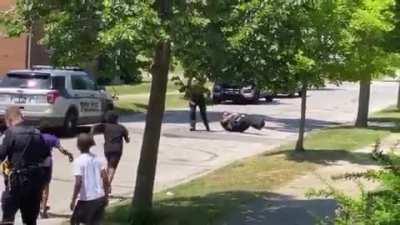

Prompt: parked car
[
  {"left": 0, "top": 66, "right": 114, "bottom": 135},
  {"left": 212, "top": 82, "right": 273, "bottom": 104},
  {"left": 270, "top": 80, "right": 303, "bottom": 97}
]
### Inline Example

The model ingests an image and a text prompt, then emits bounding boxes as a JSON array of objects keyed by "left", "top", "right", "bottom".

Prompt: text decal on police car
[{"left": 80, "top": 102, "right": 100, "bottom": 112}]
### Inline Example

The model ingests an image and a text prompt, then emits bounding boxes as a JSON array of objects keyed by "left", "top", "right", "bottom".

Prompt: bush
[{"left": 309, "top": 140, "right": 400, "bottom": 225}]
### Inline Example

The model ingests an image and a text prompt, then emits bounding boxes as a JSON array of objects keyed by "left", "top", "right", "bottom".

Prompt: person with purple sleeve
[{"left": 40, "top": 133, "right": 74, "bottom": 218}]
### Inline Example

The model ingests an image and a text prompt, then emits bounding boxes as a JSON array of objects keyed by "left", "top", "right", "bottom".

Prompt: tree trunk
[
  {"left": 132, "top": 41, "right": 171, "bottom": 211},
  {"left": 397, "top": 80, "right": 400, "bottom": 110},
  {"left": 295, "top": 82, "right": 307, "bottom": 152},
  {"left": 132, "top": 0, "right": 172, "bottom": 214},
  {"left": 355, "top": 75, "right": 371, "bottom": 128}
]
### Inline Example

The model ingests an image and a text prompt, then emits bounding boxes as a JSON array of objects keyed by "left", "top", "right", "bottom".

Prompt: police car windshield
[{"left": 0, "top": 73, "right": 51, "bottom": 89}]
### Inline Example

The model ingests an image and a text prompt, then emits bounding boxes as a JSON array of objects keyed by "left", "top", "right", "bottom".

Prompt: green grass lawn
[
  {"left": 108, "top": 82, "right": 187, "bottom": 114},
  {"left": 114, "top": 93, "right": 187, "bottom": 114},
  {"left": 105, "top": 108, "right": 400, "bottom": 225},
  {"left": 371, "top": 106, "right": 400, "bottom": 119},
  {"left": 107, "top": 82, "right": 181, "bottom": 96},
  {"left": 303, "top": 127, "right": 388, "bottom": 151}
]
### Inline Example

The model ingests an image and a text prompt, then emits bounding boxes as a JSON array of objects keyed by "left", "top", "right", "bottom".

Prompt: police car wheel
[{"left": 63, "top": 111, "right": 77, "bottom": 136}]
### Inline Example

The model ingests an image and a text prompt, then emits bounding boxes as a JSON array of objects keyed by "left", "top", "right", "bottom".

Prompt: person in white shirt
[{"left": 70, "top": 133, "right": 110, "bottom": 225}]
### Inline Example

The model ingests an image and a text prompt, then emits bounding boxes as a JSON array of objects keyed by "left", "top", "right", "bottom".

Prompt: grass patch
[
  {"left": 114, "top": 93, "right": 187, "bottom": 114},
  {"left": 106, "top": 107, "right": 400, "bottom": 225},
  {"left": 372, "top": 106, "right": 400, "bottom": 119},
  {"left": 107, "top": 153, "right": 317, "bottom": 225},
  {"left": 369, "top": 106, "right": 400, "bottom": 129},
  {"left": 107, "top": 82, "right": 187, "bottom": 114},
  {"left": 303, "top": 127, "right": 389, "bottom": 151},
  {"left": 107, "top": 82, "right": 181, "bottom": 96}
]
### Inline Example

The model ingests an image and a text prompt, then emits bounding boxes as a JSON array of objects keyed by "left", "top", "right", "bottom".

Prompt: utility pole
[{"left": 25, "top": 26, "right": 32, "bottom": 69}]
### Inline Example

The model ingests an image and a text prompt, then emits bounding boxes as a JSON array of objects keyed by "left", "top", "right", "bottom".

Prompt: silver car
[{"left": 0, "top": 66, "right": 114, "bottom": 135}]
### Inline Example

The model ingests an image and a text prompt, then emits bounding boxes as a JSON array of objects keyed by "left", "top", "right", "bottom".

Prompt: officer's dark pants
[
  {"left": 1, "top": 182, "right": 43, "bottom": 225},
  {"left": 247, "top": 115, "right": 265, "bottom": 130},
  {"left": 189, "top": 100, "right": 210, "bottom": 131}
]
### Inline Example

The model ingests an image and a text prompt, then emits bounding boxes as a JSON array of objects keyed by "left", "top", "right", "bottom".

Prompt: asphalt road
[{"left": 3, "top": 81, "right": 399, "bottom": 224}]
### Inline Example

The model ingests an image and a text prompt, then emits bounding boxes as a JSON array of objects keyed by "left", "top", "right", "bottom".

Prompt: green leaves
[
  {"left": 0, "top": 8, "right": 26, "bottom": 37},
  {"left": 2, "top": 0, "right": 399, "bottom": 86},
  {"left": 337, "top": 0, "right": 399, "bottom": 81},
  {"left": 312, "top": 152, "right": 400, "bottom": 225}
]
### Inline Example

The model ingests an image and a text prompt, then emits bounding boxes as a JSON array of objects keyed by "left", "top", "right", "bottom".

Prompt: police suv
[{"left": 0, "top": 66, "right": 114, "bottom": 135}]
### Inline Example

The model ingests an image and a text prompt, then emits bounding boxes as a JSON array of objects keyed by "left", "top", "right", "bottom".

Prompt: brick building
[{"left": 0, "top": 0, "right": 49, "bottom": 75}]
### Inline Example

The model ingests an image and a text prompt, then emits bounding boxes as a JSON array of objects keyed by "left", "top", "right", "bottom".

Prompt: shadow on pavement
[
  {"left": 41, "top": 126, "right": 92, "bottom": 139},
  {"left": 219, "top": 197, "right": 336, "bottom": 225},
  {"left": 120, "top": 110, "right": 337, "bottom": 131},
  {"left": 264, "top": 116, "right": 339, "bottom": 133},
  {"left": 106, "top": 191, "right": 336, "bottom": 225}
]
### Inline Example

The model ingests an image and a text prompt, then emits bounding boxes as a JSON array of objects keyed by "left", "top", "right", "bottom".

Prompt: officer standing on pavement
[
  {"left": 0, "top": 106, "right": 50, "bottom": 225},
  {"left": 188, "top": 79, "right": 210, "bottom": 131}
]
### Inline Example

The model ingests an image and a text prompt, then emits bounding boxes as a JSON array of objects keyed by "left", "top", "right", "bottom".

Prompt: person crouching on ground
[
  {"left": 91, "top": 111, "right": 129, "bottom": 188},
  {"left": 70, "top": 133, "right": 110, "bottom": 225},
  {"left": 40, "top": 133, "right": 74, "bottom": 218},
  {"left": 220, "top": 112, "right": 266, "bottom": 132}
]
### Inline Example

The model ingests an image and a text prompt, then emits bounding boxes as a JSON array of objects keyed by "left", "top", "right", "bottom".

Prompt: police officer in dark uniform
[
  {"left": 0, "top": 106, "right": 50, "bottom": 225},
  {"left": 188, "top": 79, "right": 210, "bottom": 131}
]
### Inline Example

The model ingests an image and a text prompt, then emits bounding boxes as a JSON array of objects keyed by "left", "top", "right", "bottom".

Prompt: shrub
[{"left": 309, "top": 140, "right": 400, "bottom": 225}]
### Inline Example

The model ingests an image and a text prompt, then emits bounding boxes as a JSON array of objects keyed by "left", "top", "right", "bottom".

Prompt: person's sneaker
[
  {"left": 40, "top": 210, "right": 49, "bottom": 219},
  {"left": 190, "top": 127, "right": 195, "bottom": 131}
]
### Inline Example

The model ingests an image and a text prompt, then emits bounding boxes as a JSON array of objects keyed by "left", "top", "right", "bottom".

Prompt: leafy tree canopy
[{"left": 334, "top": 0, "right": 400, "bottom": 81}]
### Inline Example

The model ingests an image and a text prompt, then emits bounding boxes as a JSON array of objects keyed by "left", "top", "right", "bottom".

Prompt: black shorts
[
  {"left": 105, "top": 152, "right": 122, "bottom": 169},
  {"left": 71, "top": 197, "right": 107, "bottom": 225},
  {"left": 43, "top": 167, "right": 52, "bottom": 184}
]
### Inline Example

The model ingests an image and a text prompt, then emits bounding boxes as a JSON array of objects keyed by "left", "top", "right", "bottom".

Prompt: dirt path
[{"left": 218, "top": 138, "right": 397, "bottom": 225}]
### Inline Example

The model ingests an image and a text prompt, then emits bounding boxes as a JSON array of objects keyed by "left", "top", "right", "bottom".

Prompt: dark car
[
  {"left": 212, "top": 82, "right": 273, "bottom": 104},
  {"left": 269, "top": 79, "right": 303, "bottom": 97}
]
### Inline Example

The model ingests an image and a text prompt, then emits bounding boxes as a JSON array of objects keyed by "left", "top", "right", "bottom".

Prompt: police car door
[{"left": 70, "top": 75, "right": 101, "bottom": 122}]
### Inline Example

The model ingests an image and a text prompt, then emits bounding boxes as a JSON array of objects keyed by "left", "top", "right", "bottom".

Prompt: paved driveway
[{"left": 3, "top": 81, "right": 398, "bottom": 224}]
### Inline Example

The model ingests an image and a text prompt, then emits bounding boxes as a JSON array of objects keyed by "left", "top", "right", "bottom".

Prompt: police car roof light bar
[
  {"left": 32, "top": 65, "right": 84, "bottom": 72},
  {"left": 32, "top": 65, "right": 54, "bottom": 70},
  {"left": 61, "top": 66, "right": 84, "bottom": 71}
]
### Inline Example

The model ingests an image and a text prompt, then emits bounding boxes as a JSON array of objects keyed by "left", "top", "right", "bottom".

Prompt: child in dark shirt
[{"left": 91, "top": 111, "right": 130, "bottom": 187}]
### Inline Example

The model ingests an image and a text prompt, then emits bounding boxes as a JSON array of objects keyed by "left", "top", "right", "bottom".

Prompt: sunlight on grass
[
  {"left": 107, "top": 82, "right": 186, "bottom": 114},
  {"left": 372, "top": 106, "right": 400, "bottom": 119},
  {"left": 107, "top": 82, "right": 181, "bottom": 96},
  {"left": 114, "top": 93, "right": 187, "bottom": 114},
  {"left": 304, "top": 128, "right": 389, "bottom": 151},
  {"left": 106, "top": 153, "right": 317, "bottom": 225},
  {"left": 106, "top": 107, "right": 400, "bottom": 225}
]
